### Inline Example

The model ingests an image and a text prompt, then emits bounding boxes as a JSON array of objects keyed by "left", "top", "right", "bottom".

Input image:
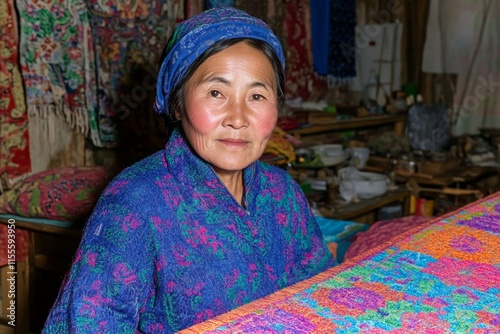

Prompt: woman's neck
[{"left": 213, "top": 168, "right": 244, "bottom": 205}]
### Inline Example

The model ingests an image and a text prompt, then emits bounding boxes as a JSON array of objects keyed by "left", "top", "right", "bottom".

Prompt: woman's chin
[{"left": 211, "top": 157, "right": 255, "bottom": 173}]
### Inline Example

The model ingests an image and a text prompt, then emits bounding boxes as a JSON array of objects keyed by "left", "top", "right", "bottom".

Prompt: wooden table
[
  {"left": 311, "top": 188, "right": 411, "bottom": 223},
  {"left": 0, "top": 216, "right": 82, "bottom": 333}
]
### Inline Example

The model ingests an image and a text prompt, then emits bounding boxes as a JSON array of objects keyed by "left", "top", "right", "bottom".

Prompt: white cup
[{"left": 349, "top": 147, "right": 370, "bottom": 169}]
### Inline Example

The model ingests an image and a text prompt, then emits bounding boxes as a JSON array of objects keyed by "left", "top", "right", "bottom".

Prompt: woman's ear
[{"left": 173, "top": 109, "right": 182, "bottom": 121}]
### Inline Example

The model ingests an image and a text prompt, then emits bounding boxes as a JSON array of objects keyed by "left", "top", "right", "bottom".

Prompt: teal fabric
[
  {"left": 0, "top": 214, "right": 75, "bottom": 229},
  {"left": 315, "top": 216, "right": 370, "bottom": 263}
]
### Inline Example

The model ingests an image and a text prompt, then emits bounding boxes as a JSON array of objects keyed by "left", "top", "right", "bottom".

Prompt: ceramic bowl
[
  {"left": 310, "top": 144, "right": 347, "bottom": 166},
  {"left": 338, "top": 167, "right": 389, "bottom": 200}
]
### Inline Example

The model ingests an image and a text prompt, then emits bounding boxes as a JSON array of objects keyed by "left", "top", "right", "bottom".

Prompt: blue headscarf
[{"left": 154, "top": 7, "right": 285, "bottom": 118}]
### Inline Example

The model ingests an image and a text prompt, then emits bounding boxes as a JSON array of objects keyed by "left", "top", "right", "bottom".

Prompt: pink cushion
[
  {"left": 343, "top": 215, "right": 432, "bottom": 261},
  {"left": 0, "top": 167, "right": 113, "bottom": 222}
]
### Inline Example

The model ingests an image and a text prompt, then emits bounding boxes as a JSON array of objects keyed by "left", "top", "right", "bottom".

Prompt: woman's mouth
[{"left": 219, "top": 138, "right": 249, "bottom": 147}]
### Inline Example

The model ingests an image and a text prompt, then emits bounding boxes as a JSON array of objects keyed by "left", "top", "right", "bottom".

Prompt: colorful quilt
[{"left": 181, "top": 193, "right": 500, "bottom": 333}]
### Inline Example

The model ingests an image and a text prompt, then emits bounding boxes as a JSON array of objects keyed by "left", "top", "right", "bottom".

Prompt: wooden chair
[{"left": 0, "top": 217, "right": 82, "bottom": 333}]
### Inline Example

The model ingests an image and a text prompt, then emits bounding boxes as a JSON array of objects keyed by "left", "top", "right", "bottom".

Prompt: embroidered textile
[
  {"left": 181, "top": 193, "right": 500, "bottom": 333},
  {"left": 283, "top": 0, "right": 327, "bottom": 100},
  {"left": 0, "top": 0, "right": 30, "bottom": 176},
  {"left": 16, "top": 0, "right": 97, "bottom": 136},
  {"left": 87, "top": 0, "right": 179, "bottom": 147},
  {"left": 42, "top": 128, "right": 335, "bottom": 333}
]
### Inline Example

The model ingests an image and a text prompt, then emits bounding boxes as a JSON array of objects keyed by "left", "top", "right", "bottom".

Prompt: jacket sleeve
[
  {"left": 289, "top": 179, "right": 337, "bottom": 281},
  {"left": 42, "top": 182, "right": 156, "bottom": 333}
]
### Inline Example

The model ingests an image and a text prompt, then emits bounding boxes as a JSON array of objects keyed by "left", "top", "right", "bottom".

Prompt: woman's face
[{"left": 181, "top": 42, "right": 279, "bottom": 173}]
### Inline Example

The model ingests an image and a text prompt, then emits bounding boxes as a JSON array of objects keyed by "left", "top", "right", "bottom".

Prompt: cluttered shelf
[
  {"left": 286, "top": 112, "right": 406, "bottom": 138},
  {"left": 322, "top": 188, "right": 411, "bottom": 221},
  {"left": 264, "top": 105, "right": 500, "bottom": 223},
  {"left": 261, "top": 112, "right": 407, "bottom": 166}
]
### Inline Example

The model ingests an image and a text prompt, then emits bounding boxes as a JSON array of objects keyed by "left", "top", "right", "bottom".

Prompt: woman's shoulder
[
  {"left": 100, "top": 151, "right": 167, "bottom": 199},
  {"left": 256, "top": 161, "right": 299, "bottom": 187}
]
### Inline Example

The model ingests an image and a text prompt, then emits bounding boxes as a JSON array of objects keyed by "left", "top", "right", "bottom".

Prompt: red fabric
[
  {"left": 283, "top": 0, "right": 327, "bottom": 100},
  {"left": 185, "top": 0, "right": 203, "bottom": 18},
  {"left": 343, "top": 215, "right": 433, "bottom": 261},
  {"left": 0, "top": 0, "right": 31, "bottom": 177},
  {"left": 0, "top": 224, "right": 29, "bottom": 267}
]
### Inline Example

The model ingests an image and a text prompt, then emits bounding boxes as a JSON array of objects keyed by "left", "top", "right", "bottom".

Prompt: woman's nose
[{"left": 222, "top": 99, "right": 249, "bottom": 129}]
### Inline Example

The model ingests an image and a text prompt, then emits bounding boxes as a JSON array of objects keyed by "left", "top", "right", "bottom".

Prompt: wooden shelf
[
  {"left": 288, "top": 114, "right": 406, "bottom": 138},
  {"left": 318, "top": 188, "right": 411, "bottom": 223}
]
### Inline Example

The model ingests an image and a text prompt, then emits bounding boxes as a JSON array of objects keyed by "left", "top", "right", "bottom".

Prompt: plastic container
[{"left": 377, "top": 204, "right": 402, "bottom": 221}]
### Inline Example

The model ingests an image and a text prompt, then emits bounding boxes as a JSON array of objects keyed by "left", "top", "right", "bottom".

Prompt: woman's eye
[
  {"left": 251, "top": 94, "right": 264, "bottom": 100},
  {"left": 210, "top": 90, "right": 221, "bottom": 98}
]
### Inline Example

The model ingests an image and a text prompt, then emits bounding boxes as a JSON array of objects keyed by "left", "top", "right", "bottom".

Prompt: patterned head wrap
[{"left": 154, "top": 7, "right": 286, "bottom": 117}]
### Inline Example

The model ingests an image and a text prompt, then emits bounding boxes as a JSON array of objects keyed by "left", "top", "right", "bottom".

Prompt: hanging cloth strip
[
  {"left": 310, "top": 0, "right": 330, "bottom": 76},
  {"left": 204, "top": 0, "right": 234, "bottom": 9},
  {"left": 0, "top": 0, "right": 31, "bottom": 177},
  {"left": 235, "top": 0, "right": 267, "bottom": 22},
  {"left": 328, "top": 0, "right": 357, "bottom": 86},
  {"left": 16, "top": 0, "right": 97, "bottom": 139},
  {"left": 186, "top": 0, "right": 204, "bottom": 18},
  {"left": 87, "top": 0, "right": 179, "bottom": 146},
  {"left": 235, "top": 0, "right": 287, "bottom": 69},
  {"left": 283, "top": 0, "right": 327, "bottom": 100}
]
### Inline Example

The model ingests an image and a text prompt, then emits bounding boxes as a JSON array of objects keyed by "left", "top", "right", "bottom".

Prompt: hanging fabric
[
  {"left": 265, "top": 0, "right": 287, "bottom": 58},
  {"left": 186, "top": 0, "right": 204, "bottom": 18},
  {"left": 310, "top": 0, "right": 330, "bottom": 76},
  {"left": 235, "top": 0, "right": 287, "bottom": 64},
  {"left": 16, "top": 0, "right": 96, "bottom": 137},
  {"left": 235, "top": 0, "right": 267, "bottom": 20},
  {"left": 328, "top": 0, "right": 357, "bottom": 86},
  {"left": 283, "top": 0, "right": 327, "bottom": 100},
  {"left": 205, "top": 0, "right": 234, "bottom": 9},
  {"left": 87, "top": 0, "right": 181, "bottom": 148},
  {"left": 423, "top": 0, "right": 500, "bottom": 135},
  {"left": 0, "top": 0, "right": 31, "bottom": 177}
]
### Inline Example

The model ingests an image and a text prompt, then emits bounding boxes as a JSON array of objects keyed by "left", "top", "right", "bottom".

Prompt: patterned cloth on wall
[
  {"left": 185, "top": 0, "right": 204, "bottom": 18},
  {"left": 87, "top": 0, "right": 183, "bottom": 147},
  {"left": 16, "top": 0, "right": 98, "bottom": 139},
  {"left": 328, "top": 0, "right": 357, "bottom": 84},
  {"left": 0, "top": 0, "right": 31, "bottom": 177},
  {"left": 283, "top": 0, "right": 327, "bottom": 100},
  {"left": 204, "top": 0, "right": 234, "bottom": 9},
  {"left": 235, "top": 0, "right": 267, "bottom": 22},
  {"left": 235, "top": 0, "right": 286, "bottom": 57}
]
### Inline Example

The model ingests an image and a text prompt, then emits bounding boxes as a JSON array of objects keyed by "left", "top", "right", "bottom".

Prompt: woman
[{"left": 43, "top": 7, "right": 335, "bottom": 333}]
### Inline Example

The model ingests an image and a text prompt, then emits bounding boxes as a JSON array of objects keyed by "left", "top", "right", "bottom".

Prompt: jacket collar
[{"left": 164, "top": 127, "right": 256, "bottom": 197}]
